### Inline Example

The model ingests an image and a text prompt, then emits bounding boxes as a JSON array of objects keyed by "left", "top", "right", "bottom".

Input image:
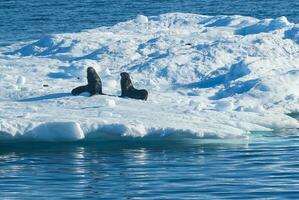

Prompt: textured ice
[{"left": 0, "top": 13, "right": 299, "bottom": 142}]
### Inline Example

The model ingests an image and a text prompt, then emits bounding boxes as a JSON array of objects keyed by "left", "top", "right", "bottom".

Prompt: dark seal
[
  {"left": 120, "top": 72, "right": 148, "bottom": 101},
  {"left": 71, "top": 67, "right": 103, "bottom": 96}
]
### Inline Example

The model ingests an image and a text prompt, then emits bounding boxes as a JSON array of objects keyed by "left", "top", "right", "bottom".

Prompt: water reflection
[{"left": 0, "top": 136, "right": 299, "bottom": 199}]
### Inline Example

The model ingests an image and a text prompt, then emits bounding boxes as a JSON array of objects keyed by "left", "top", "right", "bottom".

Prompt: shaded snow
[{"left": 0, "top": 13, "right": 299, "bottom": 142}]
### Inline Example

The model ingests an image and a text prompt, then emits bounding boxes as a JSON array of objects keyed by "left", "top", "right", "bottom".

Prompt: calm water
[
  {"left": 1, "top": 0, "right": 299, "bottom": 199},
  {"left": 0, "top": 0, "right": 299, "bottom": 46},
  {"left": 1, "top": 132, "right": 299, "bottom": 199}
]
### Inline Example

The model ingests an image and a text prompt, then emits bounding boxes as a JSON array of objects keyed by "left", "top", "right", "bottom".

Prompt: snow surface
[{"left": 1, "top": 13, "right": 299, "bottom": 142}]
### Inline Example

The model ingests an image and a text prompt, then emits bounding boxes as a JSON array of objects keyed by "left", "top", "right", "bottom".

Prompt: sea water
[
  {"left": 1, "top": 133, "right": 299, "bottom": 199},
  {"left": 1, "top": 0, "right": 299, "bottom": 199},
  {"left": 0, "top": 0, "right": 298, "bottom": 46}
]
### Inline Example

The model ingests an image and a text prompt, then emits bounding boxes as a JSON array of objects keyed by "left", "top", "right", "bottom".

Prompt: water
[
  {"left": 0, "top": 0, "right": 298, "bottom": 46},
  {"left": 1, "top": 132, "right": 299, "bottom": 199}
]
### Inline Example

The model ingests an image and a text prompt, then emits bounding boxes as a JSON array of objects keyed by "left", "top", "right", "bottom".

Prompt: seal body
[
  {"left": 120, "top": 72, "right": 148, "bottom": 101},
  {"left": 71, "top": 67, "right": 103, "bottom": 96},
  {"left": 87, "top": 67, "right": 102, "bottom": 95}
]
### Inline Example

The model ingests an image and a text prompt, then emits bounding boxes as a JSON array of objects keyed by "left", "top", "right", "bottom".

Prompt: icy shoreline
[{"left": 0, "top": 13, "right": 299, "bottom": 141}]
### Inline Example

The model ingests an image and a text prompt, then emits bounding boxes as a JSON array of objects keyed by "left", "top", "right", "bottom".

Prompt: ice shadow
[
  {"left": 47, "top": 72, "right": 74, "bottom": 79},
  {"left": 210, "top": 79, "right": 259, "bottom": 100},
  {"left": 4, "top": 35, "right": 80, "bottom": 61},
  {"left": 7, "top": 39, "right": 71, "bottom": 57},
  {"left": 284, "top": 27, "right": 299, "bottom": 44},
  {"left": 235, "top": 18, "right": 289, "bottom": 36},
  {"left": 19, "top": 92, "right": 72, "bottom": 102},
  {"left": 176, "top": 60, "right": 259, "bottom": 100},
  {"left": 71, "top": 46, "right": 109, "bottom": 61},
  {"left": 184, "top": 72, "right": 227, "bottom": 89},
  {"left": 205, "top": 17, "right": 232, "bottom": 27},
  {"left": 128, "top": 50, "right": 170, "bottom": 72},
  {"left": 181, "top": 60, "right": 251, "bottom": 89}
]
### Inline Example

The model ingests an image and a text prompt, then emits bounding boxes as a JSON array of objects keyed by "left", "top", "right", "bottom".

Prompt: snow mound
[
  {"left": 0, "top": 13, "right": 299, "bottom": 142},
  {"left": 27, "top": 122, "right": 84, "bottom": 142},
  {"left": 236, "top": 16, "right": 291, "bottom": 35}
]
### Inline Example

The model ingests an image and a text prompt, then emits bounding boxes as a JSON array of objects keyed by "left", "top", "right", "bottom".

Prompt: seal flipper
[
  {"left": 71, "top": 85, "right": 89, "bottom": 96},
  {"left": 140, "top": 89, "right": 148, "bottom": 101}
]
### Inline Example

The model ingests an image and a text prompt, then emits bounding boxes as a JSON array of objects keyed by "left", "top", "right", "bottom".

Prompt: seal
[
  {"left": 71, "top": 67, "right": 103, "bottom": 96},
  {"left": 120, "top": 72, "right": 148, "bottom": 101}
]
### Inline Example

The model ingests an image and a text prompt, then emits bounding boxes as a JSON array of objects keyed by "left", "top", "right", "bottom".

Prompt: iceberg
[{"left": 0, "top": 13, "right": 299, "bottom": 142}]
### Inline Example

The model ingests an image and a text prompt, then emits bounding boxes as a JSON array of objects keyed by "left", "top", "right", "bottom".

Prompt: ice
[
  {"left": 105, "top": 99, "right": 116, "bottom": 108},
  {"left": 0, "top": 13, "right": 299, "bottom": 142},
  {"left": 215, "top": 100, "right": 234, "bottom": 111},
  {"left": 236, "top": 16, "right": 291, "bottom": 36},
  {"left": 16, "top": 76, "right": 26, "bottom": 85},
  {"left": 27, "top": 122, "right": 84, "bottom": 142},
  {"left": 136, "top": 15, "right": 149, "bottom": 24}
]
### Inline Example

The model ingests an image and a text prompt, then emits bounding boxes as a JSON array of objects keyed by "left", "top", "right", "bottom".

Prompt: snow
[{"left": 0, "top": 13, "right": 299, "bottom": 142}]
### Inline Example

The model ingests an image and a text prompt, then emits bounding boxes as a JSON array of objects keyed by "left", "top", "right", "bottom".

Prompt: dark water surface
[
  {"left": 0, "top": 0, "right": 298, "bottom": 46},
  {"left": 1, "top": 132, "right": 299, "bottom": 199}
]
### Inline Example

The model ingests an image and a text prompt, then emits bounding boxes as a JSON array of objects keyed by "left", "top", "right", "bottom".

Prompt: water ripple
[
  {"left": 0, "top": 0, "right": 299, "bottom": 46},
  {"left": 0, "top": 132, "right": 299, "bottom": 199}
]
